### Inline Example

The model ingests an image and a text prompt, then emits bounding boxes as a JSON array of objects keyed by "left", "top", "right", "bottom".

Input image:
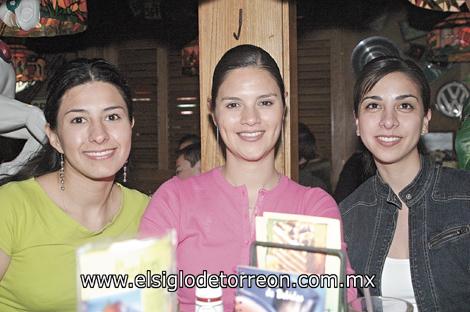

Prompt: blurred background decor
[
  {"left": 435, "top": 80, "right": 469, "bottom": 118},
  {"left": 427, "top": 12, "right": 470, "bottom": 63},
  {"left": 9, "top": 44, "right": 46, "bottom": 92},
  {"left": 0, "top": 0, "right": 87, "bottom": 37},
  {"left": 181, "top": 38, "right": 198, "bottom": 76},
  {"left": 408, "top": 0, "right": 469, "bottom": 12}
]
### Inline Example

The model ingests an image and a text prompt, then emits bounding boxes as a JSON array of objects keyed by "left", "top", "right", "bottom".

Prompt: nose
[
  {"left": 240, "top": 105, "right": 260, "bottom": 126},
  {"left": 379, "top": 108, "right": 399, "bottom": 129},
  {"left": 88, "top": 120, "right": 109, "bottom": 144}
]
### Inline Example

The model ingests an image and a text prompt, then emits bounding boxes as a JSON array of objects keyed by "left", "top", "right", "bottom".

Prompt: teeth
[
  {"left": 239, "top": 131, "right": 263, "bottom": 137},
  {"left": 378, "top": 136, "right": 400, "bottom": 142},
  {"left": 85, "top": 150, "right": 114, "bottom": 157}
]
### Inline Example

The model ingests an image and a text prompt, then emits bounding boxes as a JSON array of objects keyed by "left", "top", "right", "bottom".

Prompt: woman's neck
[
  {"left": 38, "top": 166, "right": 119, "bottom": 231},
  {"left": 375, "top": 151, "right": 421, "bottom": 195},
  {"left": 223, "top": 152, "right": 280, "bottom": 192},
  {"left": 63, "top": 167, "right": 115, "bottom": 211}
]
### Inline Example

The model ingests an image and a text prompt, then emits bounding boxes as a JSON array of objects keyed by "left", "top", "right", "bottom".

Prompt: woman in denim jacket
[{"left": 340, "top": 56, "right": 470, "bottom": 312}]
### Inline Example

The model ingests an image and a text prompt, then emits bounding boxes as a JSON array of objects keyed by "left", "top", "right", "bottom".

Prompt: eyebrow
[
  {"left": 220, "top": 96, "right": 241, "bottom": 101},
  {"left": 362, "top": 94, "right": 419, "bottom": 101},
  {"left": 220, "top": 93, "right": 278, "bottom": 101},
  {"left": 258, "top": 93, "right": 278, "bottom": 99},
  {"left": 64, "top": 106, "right": 126, "bottom": 116},
  {"left": 396, "top": 94, "right": 419, "bottom": 100}
]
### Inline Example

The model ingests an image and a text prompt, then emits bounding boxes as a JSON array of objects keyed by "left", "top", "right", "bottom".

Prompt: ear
[
  {"left": 354, "top": 110, "right": 360, "bottom": 136},
  {"left": 421, "top": 109, "right": 432, "bottom": 135},
  {"left": 207, "top": 97, "right": 217, "bottom": 127},
  {"left": 45, "top": 124, "right": 64, "bottom": 154},
  {"left": 283, "top": 91, "right": 289, "bottom": 118}
]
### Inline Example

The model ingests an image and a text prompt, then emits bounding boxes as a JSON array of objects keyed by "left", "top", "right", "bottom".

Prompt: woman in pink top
[{"left": 139, "top": 44, "right": 356, "bottom": 311}]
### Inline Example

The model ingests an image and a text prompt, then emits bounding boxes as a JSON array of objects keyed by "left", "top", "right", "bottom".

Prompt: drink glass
[{"left": 348, "top": 296, "right": 413, "bottom": 312}]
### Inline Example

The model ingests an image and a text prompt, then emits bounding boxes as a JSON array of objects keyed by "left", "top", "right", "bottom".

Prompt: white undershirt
[{"left": 381, "top": 257, "right": 418, "bottom": 311}]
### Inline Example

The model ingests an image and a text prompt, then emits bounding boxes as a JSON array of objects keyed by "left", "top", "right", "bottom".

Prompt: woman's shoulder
[
  {"left": 283, "top": 177, "right": 330, "bottom": 196},
  {"left": 120, "top": 185, "right": 150, "bottom": 206},
  {"left": 282, "top": 178, "right": 336, "bottom": 206},
  {"left": 156, "top": 168, "right": 221, "bottom": 193},
  {"left": 438, "top": 165, "right": 470, "bottom": 180},
  {"left": 433, "top": 165, "right": 470, "bottom": 197},
  {"left": 338, "top": 177, "right": 376, "bottom": 212},
  {"left": 0, "top": 178, "right": 40, "bottom": 224},
  {"left": 0, "top": 178, "right": 37, "bottom": 200}
]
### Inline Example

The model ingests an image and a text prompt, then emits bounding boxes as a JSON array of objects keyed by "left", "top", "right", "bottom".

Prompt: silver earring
[
  {"left": 59, "top": 153, "right": 65, "bottom": 191},
  {"left": 216, "top": 126, "right": 219, "bottom": 146},
  {"left": 123, "top": 161, "right": 128, "bottom": 183}
]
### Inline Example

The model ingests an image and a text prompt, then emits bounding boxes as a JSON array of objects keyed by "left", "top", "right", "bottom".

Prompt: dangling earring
[
  {"left": 216, "top": 126, "right": 219, "bottom": 146},
  {"left": 123, "top": 161, "right": 128, "bottom": 183},
  {"left": 59, "top": 153, "right": 65, "bottom": 191}
]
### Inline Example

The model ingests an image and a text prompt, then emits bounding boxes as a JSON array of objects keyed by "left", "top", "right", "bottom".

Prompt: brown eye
[
  {"left": 365, "top": 102, "right": 380, "bottom": 110},
  {"left": 226, "top": 102, "right": 239, "bottom": 109},
  {"left": 71, "top": 117, "right": 85, "bottom": 124},
  {"left": 259, "top": 100, "right": 273, "bottom": 106},
  {"left": 399, "top": 103, "right": 414, "bottom": 110},
  {"left": 106, "top": 113, "right": 121, "bottom": 121}
]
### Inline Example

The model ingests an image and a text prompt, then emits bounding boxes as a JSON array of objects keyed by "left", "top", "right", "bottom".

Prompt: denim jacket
[{"left": 340, "top": 156, "right": 470, "bottom": 312}]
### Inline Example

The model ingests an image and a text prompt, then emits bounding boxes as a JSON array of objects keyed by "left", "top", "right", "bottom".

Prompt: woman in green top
[{"left": 0, "top": 59, "right": 149, "bottom": 311}]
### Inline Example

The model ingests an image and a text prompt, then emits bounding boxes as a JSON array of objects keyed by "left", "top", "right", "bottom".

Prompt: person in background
[
  {"left": 140, "top": 44, "right": 356, "bottom": 311},
  {"left": 0, "top": 59, "right": 149, "bottom": 311},
  {"left": 340, "top": 56, "right": 470, "bottom": 311},
  {"left": 177, "top": 133, "right": 200, "bottom": 151},
  {"left": 298, "top": 122, "right": 331, "bottom": 193},
  {"left": 333, "top": 143, "right": 373, "bottom": 203},
  {"left": 176, "top": 142, "right": 201, "bottom": 179}
]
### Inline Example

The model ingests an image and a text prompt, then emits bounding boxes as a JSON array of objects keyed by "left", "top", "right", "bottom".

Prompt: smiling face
[
  {"left": 213, "top": 67, "right": 284, "bottom": 164},
  {"left": 356, "top": 72, "right": 431, "bottom": 167},
  {"left": 47, "top": 81, "right": 133, "bottom": 182}
]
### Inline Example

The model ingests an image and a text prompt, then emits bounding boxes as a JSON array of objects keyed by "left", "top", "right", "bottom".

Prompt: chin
[
  {"left": 89, "top": 175, "right": 116, "bottom": 182},
  {"left": 84, "top": 168, "right": 120, "bottom": 182},
  {"left": 373, "top": 153, "right": 410, "bottom": 166},
  {"left": 240, "top": 152, "right": 272, "bottom": 162}
]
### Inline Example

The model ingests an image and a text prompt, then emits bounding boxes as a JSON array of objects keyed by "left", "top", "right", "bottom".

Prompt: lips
[
  {"left": 83, "top": 148, "right": 116, "bottom": 160},
  {"left": 237, "top": 131, "right": 264, "bottom": 141},
  {"left": 376, "top": 135, "right": 401, "bottom": 146}
]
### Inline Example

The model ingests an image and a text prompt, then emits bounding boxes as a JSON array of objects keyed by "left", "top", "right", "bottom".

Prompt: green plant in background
[{"left": 455, "top": 96, "right": 470, "bottom": 170}]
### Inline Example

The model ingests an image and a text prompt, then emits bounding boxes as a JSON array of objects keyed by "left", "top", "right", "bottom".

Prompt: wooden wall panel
[
  {"left": 297, "top": 34, "right": 332, "bottom": 167},
  {"left": 167, "top": 47, "right": 200, "bottom": 170},
  {"left": 198, "top": 0, "right": 297, "bottom": 177},
  {"left": 119, "top": 48, "right": 159, "bottom": 174},
  {"left": 116, "top": 42, "right": 174, "bottom": 194}
]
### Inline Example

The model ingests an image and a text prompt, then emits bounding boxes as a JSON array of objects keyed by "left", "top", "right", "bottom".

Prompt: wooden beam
[
  {"left": 157, "top": 46, "right": 169, "bottom": 170},
  {"left": 198, "top": 0, "right": 298, "bottom": 177}
]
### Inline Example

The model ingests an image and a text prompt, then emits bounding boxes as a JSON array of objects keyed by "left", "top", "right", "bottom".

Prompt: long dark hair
[
  {"left": 0, "top": 58, "right": 133, "bottom": 186},
  {"left": 353, "top": 56, "right": 430, "bottom": 176}
]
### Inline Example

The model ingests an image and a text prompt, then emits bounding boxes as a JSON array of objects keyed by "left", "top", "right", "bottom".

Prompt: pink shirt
[{"left": 139, "top": 167, "right": 356, "bottom": 311}]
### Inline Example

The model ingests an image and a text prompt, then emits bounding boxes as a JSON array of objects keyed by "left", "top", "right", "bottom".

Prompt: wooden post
[
  {"left": 157, "top": 46, "right": 169, "bottom": 170},
  {"left": 198, "top": 0, "right": 298, "bottom": 178}
]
